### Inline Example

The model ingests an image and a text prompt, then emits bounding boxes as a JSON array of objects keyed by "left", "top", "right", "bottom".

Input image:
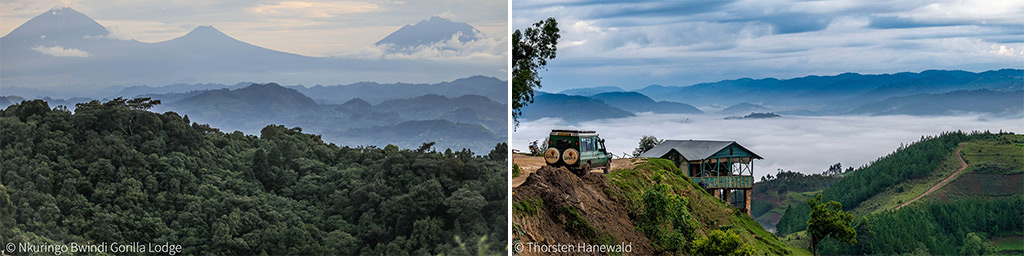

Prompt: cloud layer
[
  {"left": 511, "top": 114, "right": 1023, "bottom": 180},
  {"left": 512, "top": 0, "right": 1024, "bottom": 91},
  {"left": 32, "top": 45, "right": 91, "bottom": 57}
]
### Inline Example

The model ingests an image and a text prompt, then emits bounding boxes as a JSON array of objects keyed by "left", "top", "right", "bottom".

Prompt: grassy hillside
[
  {"left": 775, "top": 131, "right": 1023, "bottom": 254},
  {"left": 513, "top": 159, "right": 804, "bottom": 255},
  {"left": 607, "top": 159, "right": 797, "bottom": 255}
]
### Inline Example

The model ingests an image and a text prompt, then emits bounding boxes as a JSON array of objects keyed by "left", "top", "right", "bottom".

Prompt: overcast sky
[
  {"left": 512, "top": 0, "right": 1024, "bottom": 92},
  {"left": 1, "top": 0, "right": 507, "bottom": 58}
]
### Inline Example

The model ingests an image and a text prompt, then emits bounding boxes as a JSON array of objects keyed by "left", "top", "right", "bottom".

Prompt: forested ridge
[
  {"left": 0, "top": 99, "right": 507, "bottom": 255},
  {"left": 776, "top": 131, "right": 994, "bottom": 235},
  {"left": 774, "top": 131, "right": 1024, "bottom": 254}
]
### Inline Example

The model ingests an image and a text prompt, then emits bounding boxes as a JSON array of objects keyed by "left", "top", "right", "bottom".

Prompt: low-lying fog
[{"left": 512, "top": 114, "right": 1023, "bottom": 180}]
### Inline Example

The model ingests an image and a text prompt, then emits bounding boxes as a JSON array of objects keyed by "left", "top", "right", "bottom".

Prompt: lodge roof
[{"left": 638, "top": 140, "right": 763, "bottom": 160}]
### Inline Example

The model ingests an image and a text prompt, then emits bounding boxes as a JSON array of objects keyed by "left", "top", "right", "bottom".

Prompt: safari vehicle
[{"left": 543, "top": 129, "right": 613, "bottom": 175}]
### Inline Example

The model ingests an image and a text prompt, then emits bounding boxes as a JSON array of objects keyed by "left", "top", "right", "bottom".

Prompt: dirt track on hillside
[
  {"left": 512, "top": 154, "right": 635, "bottom": 188},
  {"left": 896, "top": 144, "right": 967, "bottom": 210}
]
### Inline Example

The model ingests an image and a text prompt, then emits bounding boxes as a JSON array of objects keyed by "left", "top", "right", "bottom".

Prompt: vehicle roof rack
[{"left": 551, "top": 129, "right": 597, "bottom": 134}]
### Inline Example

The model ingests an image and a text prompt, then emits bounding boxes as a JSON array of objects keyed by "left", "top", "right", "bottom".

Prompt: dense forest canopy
[{"left": 0, "top": 99, "right": 507, "bottom": 255}]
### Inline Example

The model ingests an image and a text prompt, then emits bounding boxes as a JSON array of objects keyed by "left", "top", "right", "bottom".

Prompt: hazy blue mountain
[
  {"left": 373, "top": 94, "right": 507, "bottom": 135},
  {"left": 721, "top": 102, "right": 769, "bottom": 114},
  {"left": 1, "top": 7, "right": 109, "bottom": 47},
  {"left": 117, "top": 82, "right": 252, "bottom": 97},
  {"left": 0, "top": 96, "right": 25, "bottom": 108},
  {"left": 291, "top": 75, "right": 507, "bottom": 104},
  {"left": 375, "top": 16, "right": 481, "bottom": 52},
  {"left": 520, "top": 92, "right": 634, "bottom": 122},
  {"left": 149, "top": 82, "right": 504, "bottom": 153},
  {"left": 0, "top": 7, "right": 501, "bottom": 89},
  {"left": 558, "top": 86, "right": 625, "bottom": 96},
  {"left": 113, "top": 75, "right": 507, "bottom": 105},
  {"left": 172, "top": 83, "right": 320, "bottom": 120},
  {"left": 337, "top": 98, "right": 374, "bottom": 112},
  {"left": 634, "top": 69, "right": 1023, "bottom": 112},
  {"left": 846, "top": 89, "right": 1024, "bottom": 116},
  {"left": 333, "top": 119, "right": 502, "bottom": 154},
  {"left": 0, "top": 95, "right": 92, "bottom": 110},
  {"left": 590, "top": 91, "right": 703, "bottom": 114}
]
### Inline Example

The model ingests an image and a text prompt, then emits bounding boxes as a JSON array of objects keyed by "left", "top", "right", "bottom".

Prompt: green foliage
[
  {"left": 638, "top": 184, "right": 695, "bottom": 252},
  {"left": 559, "top": 207, "right": 598, "bottom": 240},
  {"left": 776, "top": 131, "right": 1008, "bottom": 235},
  {"left": 512, "top": 163, "right": 521, "bottom": 178},
  {"left": 806, "top": 194, "right": 855, "bottom": 255},
  {"left": 960, "top": 232, "right": 996, "bottom": 255},
  {"left": 691, "top": 230, "right": 755, "bottom": 256},
  {"left": 632, "top": 135, "right": 664, "bottom": 157},
  {"left": 0, "top": 99, "right": 507, "bottom": 255},
  {"left": 750, "top": 200, "right": 773, "bottom": 217},
  {"left": 755, "top": 169, "right": 839, "bottom": 196},
  {"left": 816, "top": 196, "right": 1023, "bottom": 255},
  {"left": 512, "top": 17, "right": 560, "bottom": 126},
  {"left": 512, "top": 198, "right": 542, "bottom": 216},
  {"left": 607, "top": 159, "right": 794, "bottom": 255}
]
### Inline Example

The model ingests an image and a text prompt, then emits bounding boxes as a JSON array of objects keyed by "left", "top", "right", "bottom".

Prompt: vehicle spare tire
[
  {"left": 544, "top": 148, "right": 561, "bottom": 165},
  {"left": 562, "top": 148, "right": 579, "bottom": 166}
]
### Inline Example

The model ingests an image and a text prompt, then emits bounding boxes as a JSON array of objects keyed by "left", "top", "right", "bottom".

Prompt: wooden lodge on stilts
[{"left": 638, "top": 140, "right": 762, "bottom": 215}]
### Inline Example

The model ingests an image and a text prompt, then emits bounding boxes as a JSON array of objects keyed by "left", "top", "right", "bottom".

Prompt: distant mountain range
[
  {"left": 525, "top": 69, "right": 1023, "bottom": 122},
  {"left": 1, "top": 73, "right": 508, "bottom": 152},
  {"left": 112, "top": 75, "right": 507, "bottom": 105},
  {"left": 0, "top": 7, "right": 500, "bottom": 89},
  {"left": 558, "top": 86, "right": 625, "bottom": 96},
  {"left": 846, "top": 89, "right": 1024, "bottom": 116},
  {"left": 635, "top": 69, "right": 1022, "bottom": 112},
  {"left": 519, "top": 92, "right": 634, "bottom": 122},
  {"left": 157, "top": 83, "right": 505, "bottom": 153},
  {"left": 590, "top": 91, "right": 702, "bottom": 114}
]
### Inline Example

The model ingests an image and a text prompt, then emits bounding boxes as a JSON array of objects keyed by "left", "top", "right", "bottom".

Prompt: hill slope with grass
[
  {"left": 512, "top": 159, "right": 802, "bottom": 255},
  {"left": 774, "top": 131, "right": 1023, "bottom": 255}
]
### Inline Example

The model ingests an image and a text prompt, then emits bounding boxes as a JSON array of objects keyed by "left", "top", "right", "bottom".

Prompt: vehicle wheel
[
  {"left": 544, "top": 148, "right": 561, "bottom": 165},
  {"left": 578, "top": 163, "right": 590, "bottom": 176},
  {"left": 604, "top": 161, "right": 611, "bottom": 174}
]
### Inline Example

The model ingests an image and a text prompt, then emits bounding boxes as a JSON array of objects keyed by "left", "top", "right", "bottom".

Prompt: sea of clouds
[{"left": 512, "top": 113, "right": 1023, "bottom": 179}]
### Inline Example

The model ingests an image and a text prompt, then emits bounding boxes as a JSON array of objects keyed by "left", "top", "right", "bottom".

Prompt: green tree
[
  {"left": 512, "top": 17, "right": 560, "bottom": 127},
  {"left": 632, "top": 135, "right": 664, "bottom": 157},
  {"left": 638, "top": 184, "right": 694, "bottom": 252},
  {"left": 806, "top": 194, "right": 855, "bottom": 255},
  {"left": 691, "top": 230, "right": 754, "bottom": 256},
  {"left": 960, "top": 232, "right": 995, "bottom": 255}
]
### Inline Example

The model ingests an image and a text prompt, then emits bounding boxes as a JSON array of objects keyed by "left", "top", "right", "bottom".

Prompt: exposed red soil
[{"left": 512, "top": 166, "right": 653, "bottom": 255}]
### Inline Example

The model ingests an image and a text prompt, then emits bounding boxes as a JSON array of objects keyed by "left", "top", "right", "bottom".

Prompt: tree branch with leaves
[{"left": 512, "top": 18, "right": 559, "bottom": 127}]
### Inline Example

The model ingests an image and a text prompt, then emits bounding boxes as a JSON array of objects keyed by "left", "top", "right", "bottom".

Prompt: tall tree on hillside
[
  {"left": 512, "top": 18, "right": 559, "bottom": 127},
  {"left": 632, "top": 135, "right": 664, "bottom": 157},
  {"left": 806, "top": 194, "right": 856, "bottom": 255}
]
